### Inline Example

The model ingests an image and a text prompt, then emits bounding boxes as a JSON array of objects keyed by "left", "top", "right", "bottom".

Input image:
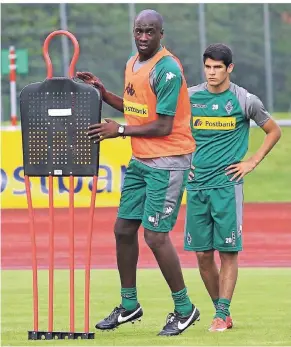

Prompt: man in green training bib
[{"left": 185, "top": 43, "right": 281, "bottom": 332}]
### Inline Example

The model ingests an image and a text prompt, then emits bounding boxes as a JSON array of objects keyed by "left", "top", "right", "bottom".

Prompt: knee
[
  {"left": 114, "top": 218, "right": 140, "bottom": 241},
  {"left": 196, "top": 250, "right": 215, "bottom": 269},
  {"left": 219, "top": 251, "right": 238, "bottom": 264},
  {"left": 144, "top": 229, "right": 168, "bottom": 250}
]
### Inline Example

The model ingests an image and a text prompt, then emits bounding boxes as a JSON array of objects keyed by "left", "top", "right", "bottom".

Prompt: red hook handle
[{"left": 43, "top": 30, "right": 80, "bottom": 79}]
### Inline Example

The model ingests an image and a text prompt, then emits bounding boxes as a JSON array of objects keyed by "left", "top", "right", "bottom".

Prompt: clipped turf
[
  {"left": 2, "top": 268, "right": 291, "bottom": 346},
  {"left": 244, "top": 126, "right": 291, "bottom": 202}
]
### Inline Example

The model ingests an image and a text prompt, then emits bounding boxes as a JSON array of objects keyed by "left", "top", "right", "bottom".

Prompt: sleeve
[
  {"left": 153, "top": 58, "right": 183, "bottom": 116},
  {"left": 245, "top": 93, "right": 271, "bottom": 127}
]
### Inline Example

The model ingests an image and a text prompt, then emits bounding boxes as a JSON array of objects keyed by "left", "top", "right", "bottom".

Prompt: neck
[
  {"left": 207, "top": 78, "right": 230, "bottom": 94},
  {"left": 139, "top": 46, "right": 161, "bottom": 62}
]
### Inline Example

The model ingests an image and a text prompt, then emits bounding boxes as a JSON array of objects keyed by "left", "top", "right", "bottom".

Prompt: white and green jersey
[{"left": 187, "top": 82, "right": 271, "bottom": 190}]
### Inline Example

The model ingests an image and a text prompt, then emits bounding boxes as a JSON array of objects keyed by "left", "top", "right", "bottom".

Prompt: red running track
[{"left": 1, "top": 203, "right": 291, "bottom": 269}]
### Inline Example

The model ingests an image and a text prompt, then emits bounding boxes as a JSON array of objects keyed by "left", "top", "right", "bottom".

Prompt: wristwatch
[{"left": 118, "top": 125, "right": 126, "bottom": 138}]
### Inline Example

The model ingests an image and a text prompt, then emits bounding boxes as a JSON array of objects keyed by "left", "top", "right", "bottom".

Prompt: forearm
[
  {"left": 249, "top": 128, "right": 281, "bottom": 165},
  {"left": 124, "top": 120, "right": 172, "bottom": 137},
  {"left": 103, "top": 91, "right": 124, "bottom": 113}
]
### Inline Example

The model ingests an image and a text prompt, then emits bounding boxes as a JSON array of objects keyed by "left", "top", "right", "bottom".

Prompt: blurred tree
[{"left": 1, "top": 3, "right": 291, "bottom": 122}]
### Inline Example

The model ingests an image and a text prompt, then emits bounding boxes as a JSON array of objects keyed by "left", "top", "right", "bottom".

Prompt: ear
[
  {"left": 227, "top": 63, "right": 234, "bottom": 73},
  {"left": 160, "top": 28, "right": 164, "bottom": 38}
]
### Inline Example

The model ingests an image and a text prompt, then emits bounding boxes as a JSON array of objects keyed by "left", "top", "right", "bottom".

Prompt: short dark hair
[{"left": 203, "top": 43, "right": 233, "bottom": 67}]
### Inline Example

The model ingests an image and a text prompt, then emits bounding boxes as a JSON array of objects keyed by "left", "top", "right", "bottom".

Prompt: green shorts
[
  {"left": 184, "top": 184, "right": 243, "bottom": 252},
  {"left": 118, "top": 159, "right": 189, "bottom": 232}
]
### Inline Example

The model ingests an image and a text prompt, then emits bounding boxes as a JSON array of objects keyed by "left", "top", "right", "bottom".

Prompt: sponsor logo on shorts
[
  {"left": 225, "top": 232, "right": 236, "bottom": 246},
  {"left": 238, "top": 224, "right": 242, "bottom": 237},
  {"left": 161, "top": 205, "right": 174, "bottom": 219},
  {"left": 148, "top": 216, "right": 155, "bottom": 223},
  {"left": 231, "top": 231, "right": 236, "bottom": 246},
  {"left": 186, "top": 232, "right": 192, "bottom": 246},
  {"left": 124, "top": 99, "right": 148, "bottom": 118},
  {"left": 193, "top": 116, "right": 236, "bottom": 130},
  {"left": 164, "top": 206, "right": 173, "bottom": 215},
  {"left": 148, "top": 212, "right": 160, "bottom": 227}
]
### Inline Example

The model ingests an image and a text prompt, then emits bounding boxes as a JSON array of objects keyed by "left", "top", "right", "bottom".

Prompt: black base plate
[{"left": 28, "top": 331, "right": 95, "bottom": 340}]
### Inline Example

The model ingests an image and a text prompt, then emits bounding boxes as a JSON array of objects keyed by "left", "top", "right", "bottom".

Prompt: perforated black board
[{"left": 20, "top": 78, "right": 102, "bottom": 177}]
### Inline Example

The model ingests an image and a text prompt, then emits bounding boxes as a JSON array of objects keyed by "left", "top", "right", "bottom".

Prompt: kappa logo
[
  {"left": 164, "top": 206, "right": 173, "bottom": 215},
  {"left": 193, "top": 119, "right": 203, "bottom": 126},
  {"left": 160, "top": 206, "right": 175, "bottom": 220},
  {"left": 125, "top": 82, "right": 136, "bottom": 96},
  {"left": 166, "top": 72, "right": 176, "bottom": 81},
  {"left": 212, "top": 104, "right": 219, "bottom": 110}
]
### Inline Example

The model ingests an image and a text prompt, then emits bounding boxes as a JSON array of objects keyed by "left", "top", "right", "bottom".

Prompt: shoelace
[
  {"left": 166, "top": 312, "right": 177, "bottom": 324},
  {"left": 212, "top": 318, "right": 225, "bottom": 328},
  {"left": 104, "top": 307, "right": 119, "bottom": 321}
]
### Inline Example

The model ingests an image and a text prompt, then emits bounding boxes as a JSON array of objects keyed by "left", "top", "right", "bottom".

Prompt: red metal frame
[
  {"left": 48, "top": 176, "right": 54, "bottom": 332},
  {"left": 25, "top": 176, "right": 38, "bottom": 332},
  {"left": 42, "top": 30, "right": 80, "bottom": 79},
  {"left": 26, "top": 174, "right": 98, "bottom": 334},
  {"left": 26, "top": 31, "right": 98, "bottom": 336},
  {"left": 84, "top": 175, "right": 98, "bottom": 333},
  {"left": 69, "top": 175, "right": 75, "bottom": 332}
]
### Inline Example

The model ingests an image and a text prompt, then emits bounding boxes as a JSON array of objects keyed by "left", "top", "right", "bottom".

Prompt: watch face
[{"left": 118, "top": 126, "right": 124, "bottom": 134}]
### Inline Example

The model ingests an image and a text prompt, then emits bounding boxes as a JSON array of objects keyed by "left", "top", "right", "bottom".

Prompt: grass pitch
[
  {"left": 2, "top": 268, "right": 291, "bottom": 346},
  {"left": 244, "top": 126, "right": 291, "bottom": 202}
]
